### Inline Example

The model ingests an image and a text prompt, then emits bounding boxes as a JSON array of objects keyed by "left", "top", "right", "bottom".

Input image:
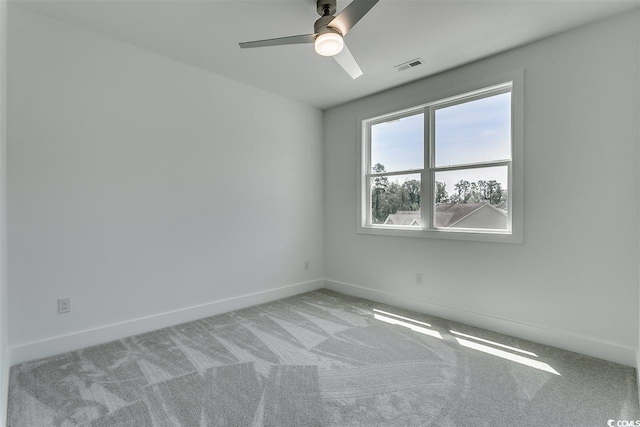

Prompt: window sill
[{"left": 357, "top": 225, "right": 523, "bottom": 244}]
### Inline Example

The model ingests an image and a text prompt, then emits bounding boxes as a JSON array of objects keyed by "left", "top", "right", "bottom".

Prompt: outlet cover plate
[{"left": 58, "top": 297, "right": 71, "bottom": 314}]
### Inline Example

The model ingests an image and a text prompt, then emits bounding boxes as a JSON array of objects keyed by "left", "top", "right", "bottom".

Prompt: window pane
[
  {"left": 371, "top": 113, "right": 424, "bottom": 173},
  {"left": 435, "top": 92, "right": 511, "bottom": 167},
  {"left": 370, "top": 173, "right": 421, "bottom": 226},
  {"left": 434, "top": 166, "right": 508, "bottom": 230}
]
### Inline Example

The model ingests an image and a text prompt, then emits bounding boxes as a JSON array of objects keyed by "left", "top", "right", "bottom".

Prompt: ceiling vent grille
[{"left": 394, "top": 58, "right": 424, "bottom": 72}]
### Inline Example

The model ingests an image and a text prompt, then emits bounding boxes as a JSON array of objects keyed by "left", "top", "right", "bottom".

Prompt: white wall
[
  {"left": 0, "top": 0, "right": 8, "bottom": 422},
  {"left": 324, "top": 11, "right": 640, "bottom": 365},
  {"left": 7, "top": 6, "right": 324, "bottom": 361}
]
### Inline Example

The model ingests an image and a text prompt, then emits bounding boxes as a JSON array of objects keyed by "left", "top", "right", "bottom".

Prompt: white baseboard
[
  {"left": 9, "top": 279, "right": 324, "bottom": 366},
  {"left": 324, "top": 279, "right": 636, "bottom": 367}
]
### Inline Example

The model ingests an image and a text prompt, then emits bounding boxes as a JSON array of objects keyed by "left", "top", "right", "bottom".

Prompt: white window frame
[{"left": 357, "top": 70, "right": 524, "bottom": 244}]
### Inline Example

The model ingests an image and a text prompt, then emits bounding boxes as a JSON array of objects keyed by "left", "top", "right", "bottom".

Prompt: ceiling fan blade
[
  {"left": 239, "top": 34, "right": 316, "bottom": 49},
  {"left": 328, "top": 0, "right": 379, "bottom": 36},
  {"left": 333, "top": 43, "right": 363, "bottom": 79}
]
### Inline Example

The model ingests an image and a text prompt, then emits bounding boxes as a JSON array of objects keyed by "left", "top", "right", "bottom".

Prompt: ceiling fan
[{"left": 239, "top": 0, "right": 379, "bottom": 79}]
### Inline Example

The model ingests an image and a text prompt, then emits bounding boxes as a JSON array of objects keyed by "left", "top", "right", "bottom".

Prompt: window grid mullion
[
  {"left": 423, "top": 106, "right": 433, "bottom": 231},
  {"left": 432, "top": 106, "right": 438, "bottom": 229},
  {"left": 432, "top": 160, "right": 511, "bottom": 173},
  {"left": 369, "top": 169, "right": 423, "bottom": 178}
]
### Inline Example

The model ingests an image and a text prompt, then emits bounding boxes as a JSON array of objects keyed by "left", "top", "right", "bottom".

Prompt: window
[{"left": 358, "top": 72, "right": 523, "bottom": 243}]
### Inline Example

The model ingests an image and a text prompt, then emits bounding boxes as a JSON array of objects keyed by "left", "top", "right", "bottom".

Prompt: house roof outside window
[{"left": 383, "top": 203, "right": 507, "bottom": 229}]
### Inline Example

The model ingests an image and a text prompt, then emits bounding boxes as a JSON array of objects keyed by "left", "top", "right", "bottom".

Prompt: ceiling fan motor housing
[
  {"left": 314, "top": 15, "right": 341, "bottom": 37},
  {"left": 317, "top": 0, "right": 337, "bottom": 16}
]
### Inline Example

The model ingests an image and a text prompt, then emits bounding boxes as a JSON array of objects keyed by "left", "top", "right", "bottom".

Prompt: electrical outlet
[
  {"left": 58, "top": 297, "right": 71, "bottom": 314},
  {"left": 415, "top": 273, "right": 423, "bottom": 286},
  {"left": 304, "top": 261, "right": 310, "bottom": 271}
]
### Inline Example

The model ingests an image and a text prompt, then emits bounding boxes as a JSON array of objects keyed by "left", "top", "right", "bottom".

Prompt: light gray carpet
[{"left": 7, "top": 289, "right": 640, "bottom": 426}]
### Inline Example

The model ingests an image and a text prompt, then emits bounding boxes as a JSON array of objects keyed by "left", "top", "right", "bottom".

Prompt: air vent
[{"left": 394, "top": 58, "right": 425, "bottom": 72}]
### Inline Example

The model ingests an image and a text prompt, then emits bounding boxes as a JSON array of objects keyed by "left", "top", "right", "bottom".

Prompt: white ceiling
[{"left": 12, "top": 0, "right": 640, "bottom": 109}]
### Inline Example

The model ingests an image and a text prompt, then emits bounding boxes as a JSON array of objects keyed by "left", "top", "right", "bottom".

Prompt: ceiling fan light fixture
[{"left": 314, "top": 32, "right": 344, "bottom": 56}]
